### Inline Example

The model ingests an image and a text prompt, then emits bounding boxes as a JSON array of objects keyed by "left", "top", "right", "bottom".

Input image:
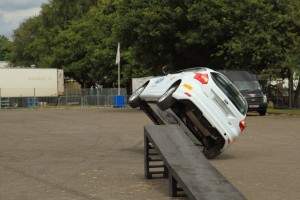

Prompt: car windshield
[
  {"left": 232, "top": 81, "right": 261, "bottom": 92},
  {"left": 218, "top": 70, "right": 261, "bottom": 92},
  {"left": 211, "top": 72, "right": 247, "bottom": 115}
]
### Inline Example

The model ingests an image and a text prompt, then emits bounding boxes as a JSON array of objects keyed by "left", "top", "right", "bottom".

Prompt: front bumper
[{"left": 246, "top": 97, "right": 267, "bottom": 111}]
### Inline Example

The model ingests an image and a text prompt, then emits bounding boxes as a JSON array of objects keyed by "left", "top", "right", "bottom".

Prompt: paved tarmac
[{"left": 0, "top": 108, "right": 299, "bottom": 200}]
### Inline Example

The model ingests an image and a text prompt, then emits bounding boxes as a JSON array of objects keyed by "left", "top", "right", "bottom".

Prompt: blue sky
[{"left": 0, "top": 0, "right": 48, "bottom": 40}]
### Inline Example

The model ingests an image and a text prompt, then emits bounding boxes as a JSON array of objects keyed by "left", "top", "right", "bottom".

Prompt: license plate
[{"left": 249, "top": 105, "right": 259, "bottom": 108}]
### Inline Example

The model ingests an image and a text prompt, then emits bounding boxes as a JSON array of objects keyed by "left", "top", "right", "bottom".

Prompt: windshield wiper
[{"left": 240, "top": 89, "right": 250, "bottom": 92}]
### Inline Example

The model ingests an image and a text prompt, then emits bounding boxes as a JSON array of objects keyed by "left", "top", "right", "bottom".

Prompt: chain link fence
[{"left": 0, "top": 88, "right": 128, "bottom": 109}]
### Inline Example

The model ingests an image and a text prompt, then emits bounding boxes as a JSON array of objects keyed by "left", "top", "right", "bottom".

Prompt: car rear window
[{"left": 211, "top": 72, "right": 247, "bottom": 115}]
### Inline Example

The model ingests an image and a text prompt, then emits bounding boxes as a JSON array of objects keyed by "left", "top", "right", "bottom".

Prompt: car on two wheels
[{"left": 129, "top": 68, "right": 248, "bottom": 159}]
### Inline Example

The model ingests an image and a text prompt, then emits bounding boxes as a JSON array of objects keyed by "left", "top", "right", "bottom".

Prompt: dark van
[{"left": 218, "top": 70, "right": 267, "bottom": 116}]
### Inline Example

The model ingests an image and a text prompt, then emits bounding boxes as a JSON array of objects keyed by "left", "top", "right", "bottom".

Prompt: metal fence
[{"left": 0, "top": 88, "right": 129, "bottom": 109}]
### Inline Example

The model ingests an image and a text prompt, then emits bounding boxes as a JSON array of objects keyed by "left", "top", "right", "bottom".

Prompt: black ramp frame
[{"left": 144, "top": 125, "right": 246, "bottom": 200}]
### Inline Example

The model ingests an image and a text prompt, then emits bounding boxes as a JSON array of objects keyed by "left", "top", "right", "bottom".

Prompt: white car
[{"left": 129, "top": 67, "right": 247, "bottom": 158}]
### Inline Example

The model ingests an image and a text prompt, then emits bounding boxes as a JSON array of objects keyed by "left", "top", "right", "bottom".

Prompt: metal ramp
[
  {"left": 144, "top": 125, "right": 246, "bottom": 200},
  {"left": 141, "top": 103, "right": 202, "bottom": 146}
]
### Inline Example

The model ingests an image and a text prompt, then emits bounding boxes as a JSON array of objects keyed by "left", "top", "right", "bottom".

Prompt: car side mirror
[{"left": 162, "top": 66, "right": 169, "bottom": 75}]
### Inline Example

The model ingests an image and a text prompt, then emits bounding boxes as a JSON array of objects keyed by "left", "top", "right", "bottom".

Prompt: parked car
[
  {"left": 218, "top": 70, "right": 267, "bottom": 116},
  {"left": 129, "top": 67, "right": 248, "bottom": 158}
]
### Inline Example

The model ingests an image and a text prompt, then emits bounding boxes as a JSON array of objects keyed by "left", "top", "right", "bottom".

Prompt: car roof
[{"left": 176, "top": 67, "right": 213, "bottom": 73}]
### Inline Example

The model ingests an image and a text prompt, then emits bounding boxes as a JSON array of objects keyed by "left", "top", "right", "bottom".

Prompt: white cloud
[
  {"left": 0, "top": 0, "right": 48, "bottom": 39},
  {"left": 0, "top": 0, "right": 47, "bottom": 11}
]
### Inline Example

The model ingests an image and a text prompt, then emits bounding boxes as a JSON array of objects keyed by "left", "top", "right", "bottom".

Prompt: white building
[{"left": 0, "top": 61, "right": 9, "bottom": 68}]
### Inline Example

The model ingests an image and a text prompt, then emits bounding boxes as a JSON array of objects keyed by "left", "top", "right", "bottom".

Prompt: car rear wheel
[
  {"left": 157, "top": 85, "right": 177, "bottom": 111},
  {"left": 129, "top": 86, "right": 146, "bottom": 108},
  {"left": 259, "top": 110, "right": 267, "bottom": 116}
]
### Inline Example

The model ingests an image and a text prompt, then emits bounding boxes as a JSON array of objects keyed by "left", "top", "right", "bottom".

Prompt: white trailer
[{"left": 0, "top": 68, "right": 64, "bottom": 97}]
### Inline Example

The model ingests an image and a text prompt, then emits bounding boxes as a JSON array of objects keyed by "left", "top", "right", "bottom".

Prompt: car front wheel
[
  {"left": 157, "top": 86, "right": 177, "bottom": 111},
  {"left": 128, "top": 86, "right": 146, "bottom": 108}
]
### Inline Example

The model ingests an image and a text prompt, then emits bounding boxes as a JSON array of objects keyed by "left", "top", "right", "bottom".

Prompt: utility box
[{"left": 113, "top": 95, "right": 125, "bottom": 108}]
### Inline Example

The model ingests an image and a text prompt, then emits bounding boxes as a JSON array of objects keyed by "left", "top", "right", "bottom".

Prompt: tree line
[{"left": 1, "top": 0, "right": 299, "bottom": 98}]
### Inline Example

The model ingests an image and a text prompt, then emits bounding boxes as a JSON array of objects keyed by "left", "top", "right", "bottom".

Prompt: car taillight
[
  {"left": 239, "top": 120, "right": 246, "bottom": 132},
  {"left": 194, "top": 73, "right": 209, "bottom": 84},
  {"left": 227, "top": 138, "right": 231, "bottom": 144}
]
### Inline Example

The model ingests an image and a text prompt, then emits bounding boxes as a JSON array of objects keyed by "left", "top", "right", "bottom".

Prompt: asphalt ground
[{"left": 0, "top": 108, "right": 299, "bottom": 200}]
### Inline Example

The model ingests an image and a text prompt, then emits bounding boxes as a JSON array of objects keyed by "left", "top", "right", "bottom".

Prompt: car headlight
[{"left": 263, "top": 94, "right": 267, "bottom": 103}]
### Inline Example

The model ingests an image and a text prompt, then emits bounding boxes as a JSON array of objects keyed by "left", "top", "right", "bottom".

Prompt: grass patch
[{"left": 267, "top": 108, "right": 300, "bottom": 115}]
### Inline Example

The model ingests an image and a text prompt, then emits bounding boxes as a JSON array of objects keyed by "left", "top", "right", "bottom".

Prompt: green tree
[
  {"left": 48, "top": 2, "right": 117, "bottom": 87},
  {"left": 215, "top": 1, "right": 300, "bottom": 73},
  {"left": 8, "top": 0, "right": 300, "bottom": 95},
  {"left": 115, "top": 0, "right": 185, "bottom": 74},
  {"left": 0, "top": 35, "right": 11, "bottom": 61},
  {"left": 10, "top": 16, "right": 44, "bottom": 67},
  {"left": 10, "top": 0, "right": 98, "bottom": 70},
  {"left": 279, "top": 1, "right": 300, "bottom": 107}
]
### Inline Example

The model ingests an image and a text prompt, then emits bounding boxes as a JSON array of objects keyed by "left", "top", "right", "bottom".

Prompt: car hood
[{"left": 240, "top": 90, "right": 263, "bottom": 98}]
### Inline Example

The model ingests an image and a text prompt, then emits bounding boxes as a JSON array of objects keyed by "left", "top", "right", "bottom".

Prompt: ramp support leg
[
  {"left": 169, "top": 174, "right": 178, "bottom": 197},
  {"left": 144, "top": 134, "right": 151, "bottom": 179},
  {"left": 144, "top": 133, "right": 167, "bottom": 179}
]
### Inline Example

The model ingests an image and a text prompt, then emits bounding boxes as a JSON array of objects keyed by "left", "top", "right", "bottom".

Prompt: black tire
[
  {"left": 128, "top": 86, "right": 146, "bottom": 108},
  {"left": 157, "top": 86, "right": 177, "bottom": 111},
  {"left": 259, "top": 110, "right": 267, "bottom": 116},
  {"left": 203, "top": 144, "right": 222, "bottom": 159}
]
